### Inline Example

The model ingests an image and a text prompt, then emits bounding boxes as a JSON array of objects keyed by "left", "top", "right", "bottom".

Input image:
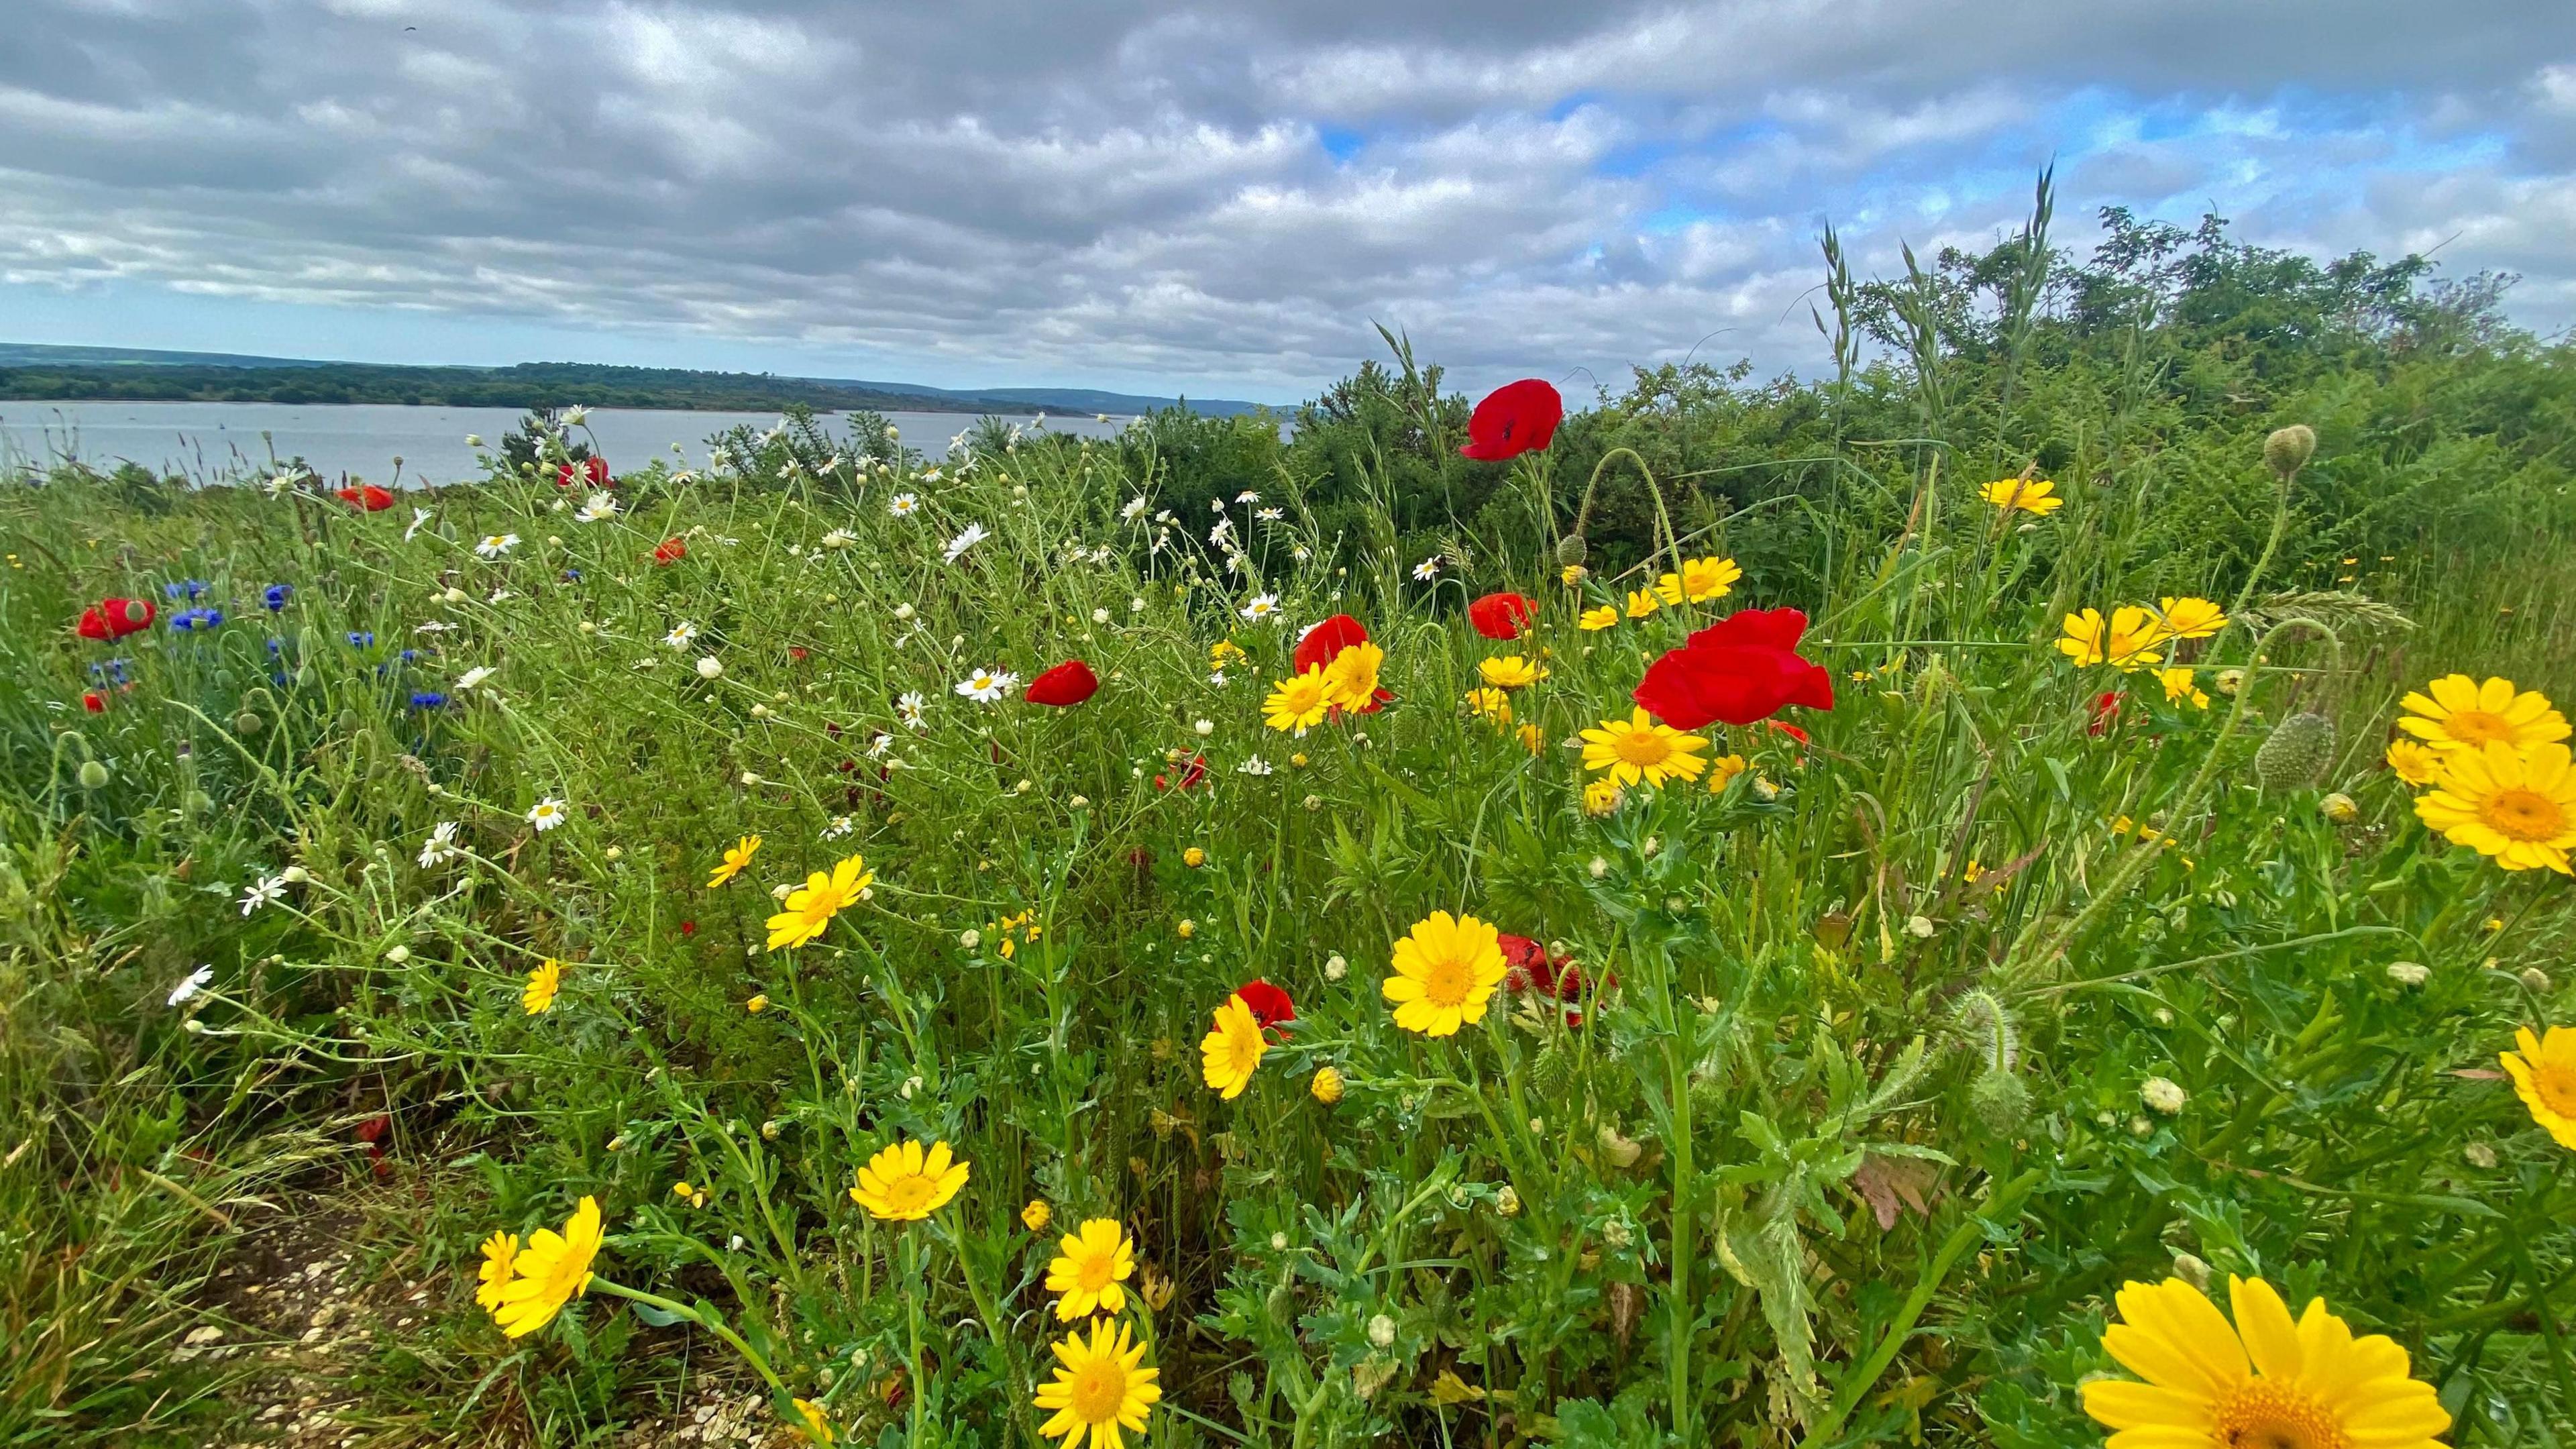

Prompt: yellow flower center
[
  {"left": 2481, "top": 786, "right": 2566, "bottom": 843},
  {"left": 1076, "top": 1250, "right": 1117, "bottom": 1292},
  {"left": 2533, "top": 1058, "right": 2576, "bottom": 1117},
  {"left": 1421, "top": 955, "right": 1473, "bottom": 1008},
  {"left": 881, "top": 1174, "right": 936, "bottom": 1215},
  {"left": 2443, "top": 709, "right": 2513, "bottom": 745},
  {"left": 1068, "top": 1360, "right": 1127, "bottom": 1423},
  {"left": 1613, "top": 729, "right": 1673, "bottom": 767},
  {"left": 2211, "top": 1380, "right": 2349, "bottom": 1449}
]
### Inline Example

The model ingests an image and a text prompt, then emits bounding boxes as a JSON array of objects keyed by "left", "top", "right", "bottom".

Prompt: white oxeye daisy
[
  {"left": 1240, "top": 593, "right": 1280, "bottom": 623},
  {"left": 405, "top": 506, "right": 433, "bottom": 541},
  {"left": 665, "top": 621, "right": 699, "bottom": 649},
  {"left": 455, "top": 665, "right": 495, "bottom": 692},
  {"left": 1091, "top": 606, "right": 1111, "bottom": 623},
  {"left": 898, "top": 691, "right": 927, "bottom": 728},
  {"left": 1256, "top": 506, "right": 1283, "bottom": 522},
  {"left": 820, "top": 528, "right": 856, "bottom": 549},
  {"left": 1236, "top": 490, "right": 1260, "bottom": 504},
  {"left": 560, "top": 405, "right": 589, "bottom": 426},
  {"left": 943, "top": 522, "right": 989, "bottom": 563},
  {"left": 527, "top": 797, "right": 568, "bottom": 832},
  {"left": 696, "top": 655, "right": 723, "bottom": 680},
  {"left": 1121, "top": 496, "right": 1148, "bottom": 521},
  {"left": 168, "top": 965, "right": 215, "bottom": 1006},
  {"left": 889, "top": 493, "right": 919, "bottom": 517},
  {"left": 238, "top": 875, "right": 286, "bottom": 916},
  {"left": 575, "top": 491, "right": 619, "bottom": 522},
  {"left": 1412, "top": 556, "right": 1441, "bottom": 581},
  {"left": 1238, "top": 757, "right": 1273, "bottom": 775},
  {"left": 418, "top": 820, "right": 462, "bottom": 868},
  {"left": 475, "top": 533, "right": 520, "bottom": 558},
  {"left": 955, "top": 668, "right": 1017, "bottom": 704}
]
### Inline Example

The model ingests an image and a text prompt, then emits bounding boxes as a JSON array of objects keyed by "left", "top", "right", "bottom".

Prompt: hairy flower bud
[
  {"left": 1970, "top": 1066, "right": 2030, "bottom": 1134},
  {"left": 1554, "top": 534, "right": 1588, "bottom": 567},
  {"left": 2255, "top": 712, "right": 2336, "bottom": 791},
  {"left": 2263, "top": 424, "right": 2317, "bottom": 480}
]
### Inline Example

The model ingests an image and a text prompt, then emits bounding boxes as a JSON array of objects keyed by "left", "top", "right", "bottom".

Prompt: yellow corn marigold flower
[
  {"left": 1383, "top": 910, "right": 1508, "bottom": 1038},
  {"left": 1023, "top": 1199, "right": 1053, "bottom": 1232},
  {"left": 1479, "top": 654, "right": 1545, "bottom": 689},
  {"left": 1464, "top": 687, "right": 1513, "bottom": 724},
  {"left": 2414, "top": 741, "right": 2576, "bottom": 873},
  {"left": 1654, "top": 554, "right": 1741, "bottom": 604},
  {"left": 1139, "top": 1263, "right": 1175, "bottom": 1311},
  {"left": 2384, "top": 738, "right": 2441, "bottom": 786},
  {"left": 1582, "top": 777, "right": 1622, "bottom": 816},
  {"left": 474, "top": 1231, "right": 519, "bottom": 1313},
  {"left": 2398, "top": 674, "right": 2571, "bottom": 753},
  {"left": 1182, "top": 847, "right": 1206, "bottom": 868},
  {"left": 708, "top": 834, "right": 761, "bottom": 888},
  {"left": 1577, "top": 604, "right": 1619, "bottom": 631},
  {"left": 488, "top": 1196, "right": 603, "bottom": 1338},
  {"left": 1560, "top": 564, "right": 1588, "bottom": 586},
  {"left": 1706, "top": 753, "right": 1749, "bottom": 792},
  {"left": 1044, "top": 1218, "right": 1137, "bottom": 1320},
  {"left": 2059, "top": 606, "right": 2166, "bottom": 671},
  {"left": 1263, "top": 665, "right": 1332, "bottom": 735},
  {"left": 851, "top": 1138, "right": 969, "bottom": 1222},
  {"left": 2082, "top": 1275, "right": 2449, "bottom": 1449},
  {"left": 1980, "top": 477, "right": 2062, "bottom": 515},
  {"left": 2502, "top": 1025, "right": 2576, "bottom": 1150},
  {"left": 745, "top": 993, "right": 769, "bottom": 1013},
  {"left": 523, "top": 959, "right": 563, "bottom": 1014},
  {"left": 765, "top": 854, "right": 875, "bottom": 951},
  {"left": 2154, "top": 596, "right": 2227, "bottom": 640},
  {"left": 1311, "top": 1065, "right": 1344, "bottom": 1104},
  {"left": 1580, "top": 706, "right": 1709, "bottom": 788},
  {"left": 1033, "top": 1316, "right": 1160, "bottom": 1449},
  {"left": 2158, "top": 667, "right": 2210, "bottom": 710},
  {"left": 790, "top": 1398, "right": 836, "bottom": 1446},
  {"left": 1623, "top": 588, "right": 1662, "bottom": 620},
  {"left": 1210, "top": 640, "right": 1246, "bottom": 670},
  {"left": 1319, "top": 640, "right": 1384, "bottom": 713},
  {"left": 1517, "top": 722, "right": 1545, "bottom": 755},
  {"left": 1199, "top": 994, "right": 1266, "bottom": 1100}
]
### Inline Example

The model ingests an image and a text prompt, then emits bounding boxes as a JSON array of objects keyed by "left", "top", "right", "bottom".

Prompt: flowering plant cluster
[{"left": 7, "top": 376, "right": 2573, "bottom": 1449}]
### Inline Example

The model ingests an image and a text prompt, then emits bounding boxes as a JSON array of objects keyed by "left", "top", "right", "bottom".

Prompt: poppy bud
[
  {"left": 1554, "top": 534, "right": 1588, "bottom": 567},
  {"left": 77, "top": 759, "right": 111, "bottom": 789},
  {"left": 2255, "top": 712, "right": 2335, "bottom": 790},
  {"left": 1970, "top": 1067, "right": 2029, "bottom": 1133},
  {"left": 2263, "top": 424, "right": 2316, "bottom": 480}
]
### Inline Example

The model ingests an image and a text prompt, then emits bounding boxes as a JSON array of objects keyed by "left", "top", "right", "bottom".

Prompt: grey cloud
[{"left": 1, "top": 0, "right": 2573, "bottom": 396}]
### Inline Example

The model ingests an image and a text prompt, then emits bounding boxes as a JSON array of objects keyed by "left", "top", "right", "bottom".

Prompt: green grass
[{"left": 4, "top": 331, "right": 2575, "bottom": 1448}]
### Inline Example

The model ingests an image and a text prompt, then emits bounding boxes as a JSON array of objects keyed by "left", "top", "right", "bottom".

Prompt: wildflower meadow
[{"left": 6, "top": 199, "right": 2575, "bottom": 1448}]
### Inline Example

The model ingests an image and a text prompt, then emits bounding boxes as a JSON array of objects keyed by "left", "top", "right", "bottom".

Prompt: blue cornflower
[
  {"left": 408, "top": 691, "right": 449, "bottom": 710},
  {"left": 347, "top": 631, "right": 376, "bottom": 647},
  {"left": 164, "top": 580, "right": 210, "bottom": 601},
  {"left": 169, "top": 607, "right": 224, "bottom": 632},
  {"left": 88, "top": 659, "right": 131, "bottom": 684},
  {"left": 398, "top": 649, "right": 419, "bottom": 663},
  {"left": 263, "top": 584, "right": 292, "bottom": 611},
  {"left": 266, "top": 637, "right": 284, "bottom": 657}
]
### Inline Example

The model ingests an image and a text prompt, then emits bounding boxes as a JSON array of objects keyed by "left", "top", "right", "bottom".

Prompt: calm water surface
[{"left": 0, "top": 401, "right": 1131, "bottom": 484}]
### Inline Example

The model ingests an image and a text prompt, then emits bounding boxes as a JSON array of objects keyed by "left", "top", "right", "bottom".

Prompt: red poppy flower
[
  {"left": 82, "top": 690, "right": 107, "bottom": 713},
  {"left": 1468, "top": 592, "right": 1536, "bottom": 640},
  {"left": 1234, "top": 979, "right": 1295, "bottom": 1036},
  {"left": 1024, "top": 659, "right": 1100, "bottom": 707},
  {"left": 680, "top": 920, "right": 697, "bottom": 936},
  {"left": 652, "top": 537, "right": 687, "bottom": 566},
  {"left": 1291, "top": 614, "right": 1391, "bottom": 712},
  {"left": 1499, "top": 933, "right": 1557, "bottom": 994},
  {"left": 2088, "top": 690, "right": 2121, "bottom": 737},
  {"left": 1458, "top": 379, "right": 1564, "bottom": 462},
  {"left": 76, "top": 596, "right": 155, "bottom": 641},
  {"left": 1155, "top": 755, "right": 1209, "bottom": 791},
  {"left": 557, "top": 455, "right": 611, "bottom": 488},
  {"left": 336, "top": 484, "right": 395, "bottom": 511},
  {"left": 1632, "top": 607, "right": 1835, "bottom": 730},
  {"left": 789, "top": 646, "right": 809, "bottom": 661}
]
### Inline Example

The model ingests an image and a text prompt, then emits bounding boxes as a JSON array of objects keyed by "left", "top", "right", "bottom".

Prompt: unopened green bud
[
  {"left": 76, "top": 759, "right": 111, "bottom": 790},
  {"left": 2263, "top": 425, "right": 2316, "bottom": 480},
  {"left": 1554, "top": 534, "right": 1588, "bottom": 567},
  {"left": 1970, "top": 1067, "right": 2030, "bottom": 1134},
  {"left": 2255, "top": 712, "right": 2336, "bottom": 791}
]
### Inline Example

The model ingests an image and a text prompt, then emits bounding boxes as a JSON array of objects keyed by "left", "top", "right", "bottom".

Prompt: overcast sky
[{"left": 3, "top": 1, "right": 2573, "bottom": 402}]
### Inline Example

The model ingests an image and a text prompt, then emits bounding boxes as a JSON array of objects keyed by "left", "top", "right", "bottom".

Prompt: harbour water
[{"left": 0, "top": 400, "right": 1132, "bottom": 484}]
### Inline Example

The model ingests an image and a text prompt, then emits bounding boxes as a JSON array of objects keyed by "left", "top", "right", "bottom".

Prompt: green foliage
[{"left": 3, "top": 197, "right": 2575, "bottom": 1448}]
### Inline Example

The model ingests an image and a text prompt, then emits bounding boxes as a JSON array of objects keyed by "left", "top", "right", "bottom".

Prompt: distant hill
[{"left": 0, "top": 343, "right": 1278, "bottom": 417}]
